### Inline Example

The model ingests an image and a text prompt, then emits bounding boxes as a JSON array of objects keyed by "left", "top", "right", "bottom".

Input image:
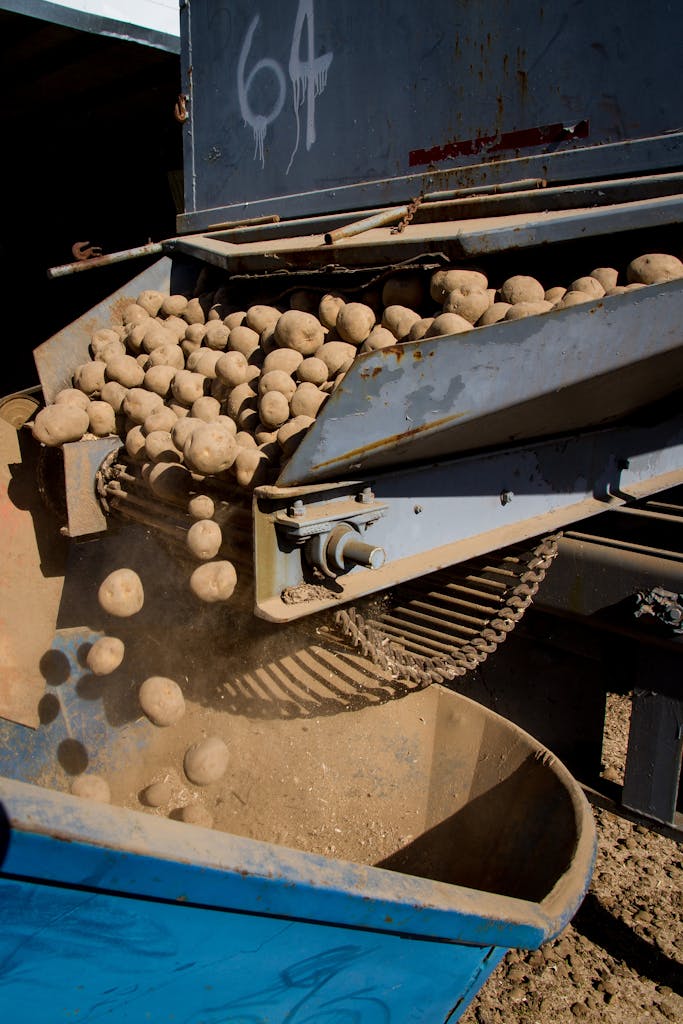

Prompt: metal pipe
[
  {"left": 47, "top": 241, "right": 164, "bottom": 279},
  {"left": 324, "top": 205, "right": 410, "bottom": 245},
  {"left": 423, "top": 178, "right": 546, "bottom": 202}
]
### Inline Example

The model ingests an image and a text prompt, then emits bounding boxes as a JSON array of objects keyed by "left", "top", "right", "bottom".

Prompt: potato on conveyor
[
  {"left": 278, "top": 415, "right": 315, "bottom": 457},
  {"left": 145, "top": 430, "right": 181, "bottom": 463},
  {"left": 100, "top": 381, "right": 129, "bottom": 412},
  {"left": 544, "top": 287, "right": 567, "bottom": 305},
  {"left": 172, "top": 369, "right": 207, "bottom": 406},
  {"left": 139, "top": 676, "right": 185, "bottom": 727},
  {"left": 55, "top": 388, "right": 90, "bottom": 410},
  {"left": 188, "top": 494, "right": 215, "bottom": 520},
  {"left": 382, "top": 304, "right": 422, "bottom": 340},
  {"left": 160, "top": 294, "right": 189, "bottom": 317},
  {"left": 290, "top": 382, "right": 327, "bottom": 419},
  {"left": 98, "top": 568, "right": 144, "bottom": 617},
  {"left": 315, "top": 340, "right": 356, "bottom": 375},
  {"left": 74, "top": 360, "right": 107, "bottom": 396},
  {"left": 296, "top": 357, "right": 329, "bottom": 383},
  {"left": 336, "top": 303, "right": 375, "bottom": 345},
  {"left": 187, "top": 519, "right": 222, "bottom": 560},
  {"left": 360, "top": 327, "right": 396, "bottom": 352},
  {"left": 318, "top": 293, "right": 345, "bottom": 330},
  {"left": 216, "top": 350, "right": 249, "bottom": 387},
  {"left": 203, "top": 322, "right": 230, "bottom": 351},
  {"left": 106, "top": 354, "right": 145, "bottom": 388},
  {"left": 245, "top": 304, "right": 281, "bottom": 333},
  {"left": 143, "top": 406, "right": 178, "bottom": 435},
  {"left": 498, "top": 276, "right": 545, "bottom": 304},
  {"left": 187, "top": 349, "right": 222, "bottom": 378},
  {"left": 590, "top": 267, "right": 619, "bottom": 291},
  {"left": 477, "top": 302, "right": 511, "bottom": 326},
  {"left": 556, "top": 290, "right": 594, "bottom": 308},
  {"left": 258, "top": 370, "right": 297, "bottom": 401},
  {"left": 125, "top": 424, "right": 147, "bottom": 460},
  {"left": 425, "top": 313, "right": 472, "bottom": 338},
  {"left": 88, "top": 401, "right": 116, "bottom": 436},
  {"left": 143, "top": 365, "right": 177, "bottom": 398},
  {"left": 90, "top": 328, "right": 121, "bottom": 356},
  {"left": 121, "top": 303, "right": 150, "bottom": 326},
  {"left": 182, "top": 297, "right": 205, "bottom": 325},
  {"left": 123, "top": 387, "right": 164, "bottom": 424},
  {"left": 71, "top": 775, "right": 111, "bottom": 802},
  {"left": 184, "top": 422, "right": 237, "bottom": 474},
  {"left": 137, "top": 289, "right": 165, "bottom": 316},
  {"left": 191, "top": 396, "right": 221, "bottom": 422},
  {"left": 570, "top": 276, "right": 605, "bottom": 298},
  {"left": 226, "top": 382, "right": 257, "bottom": 421},
  {"left": 430, "top": 268, "right": 488, "bottom": 303},
  {"left": 183, "top": 736, "right": 229, "bottom": 784},
  {"left": 408, "top": 317, "right": 434, "bottom": 341},
  {"left": 86, "top": 636, "right": 125, "bottom": 676},
  {"left": 189, "top": 560, "right": 237, "bottom": 602},
  {"left": 98, "top": 340, "right": 127, "bottom": 364},
  {"left": 627, "top": 253, "right": 683, "bottom": 284},
  {"left": 262, "top": 348, "right": 304, "bottom": 376},
  {"left": 32, "top": 405, "right": 89, "bottom": 446},
  {"left": 504, "top": 301, "right": 553, "bottom": 320},
  {"left": 258, "top": 390, "right": 291, "bottom": 429},
  {"left": 442, "top": 288, "right": 490, "bottom": 324},
  {"left": 274, "top": 310, "right": 326, "bottom": 354},
  {"left": 223, "top": 311, "right": 246, "bottom": 330},
  {"left": 141, "top": 324, "right": 178, "bottom": 353},
  {"left": 234, "top": 447, "right": 270, "bottom": 488}
]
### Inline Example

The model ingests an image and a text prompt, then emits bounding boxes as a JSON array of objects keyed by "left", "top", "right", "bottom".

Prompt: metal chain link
[
  {"left": 390, "top": 195, "right": 423, "bottom": 234},
  {"left": 333, "top": 534, "right": 560, "bottom": 688}
]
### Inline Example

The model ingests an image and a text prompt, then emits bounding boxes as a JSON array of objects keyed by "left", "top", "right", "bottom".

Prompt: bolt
[
  {"left": 357, "top": 487, "right": 374, "bottom": 504},
  {"left": 289, "top": 499, "right": 305, "bottom": 518},
  {"left": 414, "top": 505, "right": 423, "bottom": 514},
  {"left": 500, "top": 490, "right": 514, "bottom": 506}
]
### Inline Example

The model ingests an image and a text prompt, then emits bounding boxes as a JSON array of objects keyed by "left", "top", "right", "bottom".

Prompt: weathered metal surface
[
  {"left": 47, "top": 241, "right": 165, "bottom": 279},
  {"left": 254, "top": 410, "right": 683, "bottom": 620},
  {"left": 178, "top": 0, "right": 683, "bottom": 228},
  {"left": 62, "top": 437, "right": 121, "bottom": 537},
  {"left": 279, "top": 281, "right": 683, "bottom": 486},
  {"left": 622, "top": 680, "right": 683, "bottom": 825},
  {"left": 0, "top": 682, "right": 595, "bottom": 1021},
  {"left": 0, "top": 0, "right": 180, "bottom": 53}
]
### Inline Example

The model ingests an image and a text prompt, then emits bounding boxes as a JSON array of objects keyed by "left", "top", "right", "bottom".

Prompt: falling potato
[
  {"left": 98, "top": 568, "right": 144, "bottom": 617},
  {"left": 187, "top": 519, "right": 222, "bottom": 560},
  {"left": 188, "top": 494, "right": 215, "bottom": 520},
  {"left": 71, "top": 775, "right": 111, "bottom": 803},
  {"left": 139, "top": 676, "right": 185, "bottom": 727},
  {"left": 86, "top": 636, "right": 125, "bottom": 675},
  {"left": 190, "top": 560, "right": 237, "bottom": 602},
  {"left": 142, "top": 781, "right": 173, "bottom": 807},
  {"left": 183, "top": 736, "right": 229, "bottom": 785},
  {"left": 184, "top": 423, "right": 237, "bottom": 474}
]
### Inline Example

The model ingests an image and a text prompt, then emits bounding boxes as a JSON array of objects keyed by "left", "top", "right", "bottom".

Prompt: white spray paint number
[{"left": 237, "top": 0, "right": 333, "bottom": 173}]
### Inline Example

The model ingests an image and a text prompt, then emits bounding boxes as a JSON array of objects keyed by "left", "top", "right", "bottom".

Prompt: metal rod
[
  {"left": 47, "top": 242, "right": 164, "bottom": 279},
  {"left": 423, "top": 178, "right": 547, "bottom": 202},
  {"left": 324, "top": 205, "right": 410, "bottom": 245},
  {"left": 203, "top": 214, "right": 281, "bottom": 233},
  {"left": 564, "top": 531, "right": 683, "bottom": 562}
]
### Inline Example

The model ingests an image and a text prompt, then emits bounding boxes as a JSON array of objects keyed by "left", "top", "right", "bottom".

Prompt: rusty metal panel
[
  {"left": 179, "top": 0, "right": 683, "bottom": 228},
  {"left": 63, "top": 437, "right": 121, "bottom": 537},
  {"left": 279, "top": 281, "right": 683, "bottom": 487}
]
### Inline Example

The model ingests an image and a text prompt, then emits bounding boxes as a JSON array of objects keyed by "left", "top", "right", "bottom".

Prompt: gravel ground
[{"left": 462, "top": 694, "right": 683, "bottom": 1024}]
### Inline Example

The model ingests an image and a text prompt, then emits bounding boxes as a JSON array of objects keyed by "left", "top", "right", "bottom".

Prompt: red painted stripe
[{"left": 409, "top": 120, "right": 589, "bottom": 168}]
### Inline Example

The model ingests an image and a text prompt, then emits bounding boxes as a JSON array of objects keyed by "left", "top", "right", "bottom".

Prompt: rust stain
[
  {"left": 413, "top": 350, "right": 423, "bottom": 362},
  {"left": 311, "top": 411, "right": 469, "bottom": 471}
]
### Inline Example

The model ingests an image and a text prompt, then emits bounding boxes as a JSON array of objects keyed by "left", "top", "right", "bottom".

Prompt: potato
[
  {"left": 504, "top": 301, "right": 553, "bottom": 320},
  {"left": 258, "top": 390, "right": 291, "bottom": 428},
  {"left": 74, "top": 360, "right": 106, "bottom": 396},
  {"left": 137, "top": 290, "right": 165, "bottom": 316},
  {"left": 143, "top": 325, "right": 179, "bottom": 355},
  {"left": 278, "top": 415, "right": 314, "bottom": 457},
  {"left": 570, "top": 276, "right": 605, "bottom": 298},
  {"left": 32, "top": 405, "right": 89, "bottom": 446},
  {"left": 86, "top": 636, "right": 125, "bottom": 675},
  {"left": 147, "top": 463, "right": 193, "bottom": 503},
  {"left": 274, "top": 310, "right": 326, "bottom": 354},
  {"left": 360, "top": 327, "right": 396, "bottom": 353},
  {"left": 147, "top": 344, "right": 185, "bottom": 370},
  {"left": 186, "top": 519, "right": 222, "bottom": 560},
  {"left": 125, "top": 424, "right": 147, "bottom": 460},
  {"left": 160, "top": 294, "right": 188, "bottom": 317},
  {"left": 336, "top": 303, "right": 375, "bottom": 345},
  {"left": 188, "top": 349, "right": 222, "bottom": 379},
  {"left": 315, "top": 340, "right": 356, "bottom": 375},
  {"left": 227, "top": 325, "right": 261, "bottom": 359},
  {"left": 381, "top": 274, "right": 425, "bottom": 309},
  {"left": 98, "top": 568, "right": 144, "bottom": 617},
  {"left": 182, "top": 297, "right": 205, "bottom": 325},
  {"left": 223, "top": 310, "right": 246, "bottom": 330},
  {"left": 99, "top": 381, "right": 128, "bottom": 412},
  {"left": 296, "top": 356, "right": 329, "bottom": 384},
  {"left": 627, "top": 253, "right": 683, "bottom": 285},
  {"left": 184, "top": 423, "right": 237, "bottom": 474},
  {"left": 544, "top": 287, "right": 567, "bottom": 305},
  {"left": 161, "top": 315, "right": 189, "bottom": 342},
  {"left": 425, "top": 313, "right": 472, "bottom": 338},
  {"left": 122, "top": 303, "right": 149, "bottom": 326},
  {"left": 90, "top": 328, "right": 121, "bottom": 358},
  {"left": 216, "top": 350, "right": 249, "bottom": 387},
  {"left": 71, "top": 775, "right": 111, "bottom": 802},
  {"left": 139, "top": 676, "right": 185, "bottom": 726},
  {"left": 624, "top": 282, "right": 646, "bottom": 292},
  {"left": 143, "top": 365, "right": 177, "bottom": 398},
  {"left": 217, "top": 415, "right": 238, "bottom": 436},
  {"left": 172, "top": 370, "right": 207, "bottom": 406},
  {"left": 381, "top": 305, "right": 422, "bottom": 340},
  {"left": 192, "top": 396, "right": 221, "bottom": 422},
  {"left": 234, "top": 448, "right": 270, "bottom": 488},
  {"left": 188, "top": 494, "right": 215, "bottom": 520},
  {"left": 556, "top": 290, "right": 593, "bottom": 308},
  {"left": 226, "top": 383, "right": 257, "bottom": 421},
  {"left": 258, "top": 370, "right": 297, "bottom": 400},
  {"left": 290, "top": 382, "right": 327, "bottom": 419},
  {"left": 55, "top": 388, "right": 90, "bottom": 411},
  {"left": 590, "top": 268, "right": 618, "bottom": 292},
  {"left": 142, "top": 781, "right": 173, "bottom": 807},
  {"left": 245, "top": 305, "right": 281, "bottom": 333},
  {"left": 183, "top": 736, "right": 229, "bottom": 784},
  {"left": 235, "top": 431, "right": 258, "bottom": 449},
  {"left": 498, "top": 276, "right": 545, "bottom": 304},
  {"left": 238, "top": 407, "right": 260, "bottom": 433},
  {"left": 88, "top": 401, "right": 116, "bottom": 436},
  {"left": 184, "top": 323, "right": 207, "bottom": 346},
  {"left": 190, "top": 560, "right": 237, "bottom": 603},
  {"left": 105, "top": 354, "right": 145, "bottom": 388},
  {"left": 98, "top": 340, "right": 127, "bottom": 364},
  {"left": 260, "top": 324, "right": 278, "bottom": 355},
  {"left": 204, "top": 321, "right": 230, "bottom": 351},
  {"left": 262, "top": 348, "right": 304, "bottom": 376},
  {"left": 145, "top": 430, "right": 181, "bottom": 463},
  {"left": 430, "top": 268, "right": 488, "bottom": 303},
  {"left": 318, "top": 293, "right": 345, "bottom": 330},
  {"left": 408, "top": 318, "right": 434, "bottom": 341},
  {"left": 477, "top": 302, "right": 511, "bottom": 326},
  {"left": 442, "top": 287, "right": 490, "bottom": 324},
  {"left": 179, "top": 804, "right": 213, "bottom": 827},
  {"left": 181, "top": 338, "right": 201, "bottom": 360},
  {"left": 123, "top": 387, "right": 163, "bottom": 424}
]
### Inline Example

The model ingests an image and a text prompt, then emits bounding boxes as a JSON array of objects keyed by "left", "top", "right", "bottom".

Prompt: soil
[{"left": 461, "top": 694, "right": 683, "bottom": 1024}]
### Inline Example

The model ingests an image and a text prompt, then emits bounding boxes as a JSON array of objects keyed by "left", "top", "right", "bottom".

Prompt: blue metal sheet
[
  {"left": 179, "top": 0, "right": 683, "bottom": 227},
  {"left": 279, "top": 281, "right": 683, "bottom": 486}
]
